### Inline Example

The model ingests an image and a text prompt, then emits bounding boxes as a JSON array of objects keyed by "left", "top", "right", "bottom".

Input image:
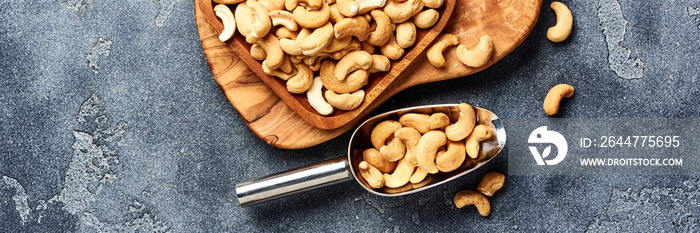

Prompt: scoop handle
[{"left": 235, "top": 157, "right": 352, "bottom": 206}]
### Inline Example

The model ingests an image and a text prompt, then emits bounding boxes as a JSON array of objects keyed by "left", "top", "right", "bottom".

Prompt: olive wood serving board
[{"left": 195, "top": 0, "right": 542, "bottom": 149}]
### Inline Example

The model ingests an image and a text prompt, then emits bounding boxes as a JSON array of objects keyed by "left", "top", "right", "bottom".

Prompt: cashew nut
[
  {"left": 412, "top": 174, "right": 435, "bottom": 189},
  {"left": 268, "top": 10, "right": 298, "bottom": 31},
  {"left": 454, "top": 190, "right": 490, "bottom": 217},
  {"left": 286, "top": 63, "right": 314, "bottom": 93},
  {"left": 380, "top": 135, "right": 406, "bottom": 162},
  {"left": 416, "top": 130, "right": 447, "bottom": 174},
  {"left": 334, "top": 16, "right": 371, "bottom": 41},
  {"left": 465, "top": 124, "right": 494, "bottom": 159},
  {"left": 214, "top": 4, "right": 236, "bottom": 42},
  {"left": 290, "top": 54, "right": 304, "bottom": 63},
  {"left": 428, "top": 112, "right": 450, "bottom": 130},
  {"left": 422, "top": 0, "right": 442, "bottom": 9},
  {"left": 363, "top": 148, "right": 398, "bottom": 173},
  {"left": 395, "top": 21, "right": 417, "bottom": 48},
  {"left": 383, "top": 156, "right": 415, "bottom": 188},
  {"left": 276, "top": 27, "right": 298, "bottom": 40},
  {"left": 370, "top": 120, "right": 402, "bottom": 149},
  {"left": 279, "top": 55, "right": 294, "bottom": 73},
  {"left": 426, "top": 33, "right": 459, "bottom": 67},
  {"left": 380, "top": 32, "right": 404, "bottom": 60},
  {"left": 383, "top": 0, "right": 423, "bottom": 23},
  {"left": 250, "top": 44, "right": 267, "bottom": 61},
  {"left": 323, "top": 36, "right": 353, "bottom": 53},
  {"left": 444, "top": 103, "right": 476, "bottom": 141},
  {"left": 435, "top": 140, "right": 466, "bottom": 172},
  {"left": 381, "top": 183, "right": 413, "bottom": 194},
  {"left": 235, "top": 0, "right": 272, "bottom": 44},
  {"left": 366, "top": 10, "right": 392, "bottom": 46},
  {"left": 336, "top": 0, "right": 359, "bottom": 17},
  {"left": 259, "top": 0, "right": 286, "bottom": 11},
  {"left": 328, "top": 4, "right": 347, "bottom": 23},
  {"left": 359, "top": 161, "right": 384, "bottom": 189},
  {"left": 477, "top": 172, "right": 505, "bottom": 197},
  {"left": 256, "top": 34, "right": 286, "bottom": 70},
  {"left": 293, "top": 3, "right": 330, "bottom": 28},
  {"left": 368, "top": 54, "right": 390, "bottom": 73},
  {"left": 319, "top": 60, "right": 368, "bottom": 93},
  {"left": 412, "top": 9, "right": 439, "bottom": 29},
  {"left": 262, "top": 60, "right": 297, "bottom": 80},
  {"left": 547, "top": 1, "right": 573, "bottom": 42},
  {"left": 307, "top": 77, "right": 334, "bottom": 115},
  {"left": 298, "top": 22, "right": 334, "bottom": 56},
  {"left": 394, "top": 127, "right": 421, "bottom": 166},
  {"left": 409, "top": 166, "right": 429, "bottom": 184},
  {"left": 324, "top": 89, "right": 364, "bottom": 110},
  {"left": 214, "top": 0, "right": 245, "bottom": 3},
  {"left": 335, "top": 51, "right": 372, "bottom": 80},
  {"left": 543, "top": 84, "right": 574, "bottom": 116},
  {"left": 399, "top": 113, "right": 431, "bottom": 134},
  {"left": 330, "top": 39, "right": 362, "bottom": 60},
  {"left": 356, "top": 0, "right": 388, "bottom": 14},
  {"left": 456, "top": 35, "right": 494, "bottom": 68},
  {"left": 285, "top": 0, "right": 323, "bottom": 11}
]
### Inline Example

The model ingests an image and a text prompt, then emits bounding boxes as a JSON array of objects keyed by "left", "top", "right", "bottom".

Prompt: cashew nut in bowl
[
  {"left": 383, "top": 157, "right": 415, "bottom": 188},
  {"left": 323, "top": 36, "right": 353, "bottom": 53},
  {"left": 214, "top": 4, "right": 236, "bottom": 42},
  {"left": 356, "top": 0, "right": 388, "bottom": 14},
  {"left": 268, "top": 10, "right": 298, "bottom": 31},
  {"left": 324, "top": 89, "right": 365, "bottom": 110},
  {"left": 307, "top": 77, "right": 334, "bottom": 115},
  {"left": 368, "top": 54, "right": 390, "bottom": 73},
  {"left": 334, "top": 51, "right": 372, "bottom": 80},
  {"left": 426, "top": 33, "right": 459, "bottom": 67},
  {"left": 456, "top": 35, "right": 494, "bottom": 68},
  {"left": 293, "top": 4, "right": 330, "bottom": 28},
  {"left": 330, "top": 39, "right": 362, "bottom": 60},
  {"left": 454, "top": 190, "right": 490, "bottom": 217},
  {"left": 547, "top": 1, "right": 573, "bottom": 42},
  {"left": 366, "top": 10, "right": 392, "bottom": 46},
  {"left": 285, "top": 0, "right": 323, "bottom": 11},
  {"left": 380, "top": 135, "right": 406, "bottom": 161},
  {"left": 320, "top": 61, "right": 369, "bottom": 93},
  {"left": 435, "top": 140, "right": 466, "bottom": 172},
  {"left": 380, "top": 33, "right": 404, "bottom": 60},
  {"left": 237, "top": 0, "right": 272, "bottom": 44},
  {"left": 395, "top": 21, "right": 417, "bottom": 48},
  {"left": 214, "top": 0, "right": 244, "bottom": 4},
  {"left": 422, "top": 0, "right": 442, "bottom": 9},
  {"left": 328, "top": 4, "right": 347, "bottom": 23},
  {"left": 370, "top": 120, "right": 402, "bottom": 149},
  {"left": 298, "top": 22, "right": 334, "bottom": 56},
  {"left": 412, "top": 9, "right": 439, "bottom": 29},
  {"left": 416, "top": 130, "right": 447, "bottom": 174},
  {"left": 259, "top": 0, "right": 286, "bottom": 11},
  {"left": 286, "top": 63, "right": 314, "bottom": 93},
  {"left": 363, "top": 148, "right": 397, "bottom": 173},
  {"left": 477, "top": 172, "right": 505, "bottom": 197},
  {"left": 383, "top": 0, "right": 423, "bottom": 23},
  {"left": 359, "top": 161, "right": 384, "bottom": 189},
  {"left": 334, "top": 16, "right": 371, "bottom": 41},
  {"left": 465, "top": 124, "right": 494, "bottom": 159},
  {"left": 335, "top": 0, "right": 359, "bottom": 17},
  {"left": 262, "top": 60, "right": 297, "bottom": 80},
  {"left": 394, "top": 127, "right": 421, "bottom": 166},
  {"left": 256, "top": 34, "right": 286, "bottom": 70},
  {"left": 444, "top": 103, "right": 476, "bottom": 141},
  {"left": 399, "top": 113, "right": 431, "bottom": 134},
  {"left": 250, "top": 44, "right": 267, "bottom": 61},
  {"left": 543, "top": 84, "right": 574, "bottom": 115}
]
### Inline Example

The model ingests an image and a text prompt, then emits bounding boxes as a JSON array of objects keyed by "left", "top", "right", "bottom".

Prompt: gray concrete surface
[{"left": 1, "top": 0, "right": 700, "bottom": 231}]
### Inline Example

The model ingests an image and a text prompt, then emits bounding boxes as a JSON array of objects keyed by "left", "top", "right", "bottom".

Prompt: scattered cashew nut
[
  {"left": 324, "top": 89, "right": 365, "bottom": 110},
  {"left": 454, "top": 190, "right": 490, "bottom": 217},
  {"left": 477, "top": 172, "right": 505, "bottom": 197},
  {"left": 307, "top": 77, "right": 334, "bottom": 115},
  {"left": 465, "top": 124, "right": 494, "bottom": 159},
  {"left": 456, "top": 35, "right": 494, "bottom": 68},
  {"left": 543, "top": 84, "right": 574, "bottom": 116},
  {"left": 215, "top": 4, "right": 236, "bottom": 42},
  {"left": 415, "top": 130, "right": 447, "bottom": 174},
  {"left": 547, "top": 1, "right": 573, "bottom": 42},
  {"left": 444, "top": 103, "right": 476, "bottom": 141},
  {"left": 426, "top": 33, "right": 459, "bottom": 67}
]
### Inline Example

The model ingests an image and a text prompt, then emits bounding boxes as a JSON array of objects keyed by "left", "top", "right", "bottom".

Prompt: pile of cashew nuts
[
  {"left": 357, "top": 103, "right": 499, "bottom": 194},
  {"left": 213, "top": 0, "right": 445, "bottom": 115}
]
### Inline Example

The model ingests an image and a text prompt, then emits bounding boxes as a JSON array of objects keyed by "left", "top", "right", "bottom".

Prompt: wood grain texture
[{"left": 195, "top": 0, "right": 542, "bottom": 149}]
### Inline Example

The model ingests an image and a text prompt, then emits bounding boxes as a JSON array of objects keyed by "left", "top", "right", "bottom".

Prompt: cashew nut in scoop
[
  {"left": 394, "top": 127, "right": 421, "bottom": 166},
  {"left": 235, "top": 0, "right": 272, "bottom": 44},
  {"left": 285, "top": 0, "right": 323, "bottom": 11},
  {"left": 547, "top": 1, "right": 573, "bottom": 42},
  {"left": 286, "top": 63, "right": 314, "bottom": 93},
  {"left": 395, "top": 21, "right": 417, "bottom": 48},
  {"left": 412, "top": 9, "right": 439, "bottom": 29},
  {"left": 428, "top": 112, "right": 450, "bottom": 130},
  {"left": 409, "top": 167, "right": 429, "bottom": 184},
  {"left": 477, "top": 172, "right": 505, "bottom": 197},
  {"left": 383, "top": 0, "right": 423, "bottom": 23},
  {"left": 307, "top": 77, "right": 334, "bottom": 115},
  {"left": 268, "top": 10, "right": 298, "bottom": 31},
  {"left": 383, "top": 157, "right": 416, "bottom": 188},
  {"left": 454, "top": 190, "right": 490, "bottom": 217},
  {"left": 214, "top": 0, "right": 244, "bottom": 4},
  {"left": 370, "top": 120, "right": 403, "bottom": 149},
  {"left": 421, "top": 0, "right": 442, "bottom": 9},
  {"left": 214, "top": 4, "right": 236, "bottom": 42},
  {"left": 293, "top": 4, "right": 330, "bottom": 28},
  {"left": 444, "top": 103, "right": 476, "bottom": 141},
  {"left": 256, "top": 34, "right": 286, "bottom": 70},
  {"left": 368, "top": 54, "right": 391, "bottom": 73},
  {"left": 359, "top": 161, "right": 384, "bottom": 189},
  {"left": 543, "top": 84, "right": 574, "bottom": 116},
  {"left": 324, "top": 89, "right": 365, "bottom": 110},
  {"left": 435, "top": 140, "right": 466, "bottom": 172},
  {"left": 380, "top": 33, "right": 405, "bottom": 60},
  {"left": 380, "top": 135, "right": 407, "bottom": 162},
  {"left": 363, "top": 148, "right": 398, "bottom": 173},
  {"left": 416, "top": 130, "right": 447, "bottom": 174},
  {"left": 456, "top": 35, "right": 494, "bottom": 68},
  {"left": 335, "top": 51, "right": 372, "bottom": 81},
  {"left": 465, "top": 124, "right": 494, "bottom": 159},
  {"left": 366, "top": 10, "right": 392, "bottom": 46},
  {"left": 426, "top": 33, "right": 459, "bottom": 67},
  {"left": 320, "top": 61, "right": 369, "bottom": 93},
  {"left": 334, "top": 16, "right": 371, "bottom": 41}
]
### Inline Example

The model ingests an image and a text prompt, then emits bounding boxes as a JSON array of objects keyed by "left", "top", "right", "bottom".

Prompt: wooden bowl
[{"left": 198, "top": 0, "right": 456, "bottom": 129}]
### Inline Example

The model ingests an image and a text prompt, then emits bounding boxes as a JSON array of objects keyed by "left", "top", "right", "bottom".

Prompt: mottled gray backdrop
[{"left": 2, "top": 0, "right": 700, "bottom": 232}]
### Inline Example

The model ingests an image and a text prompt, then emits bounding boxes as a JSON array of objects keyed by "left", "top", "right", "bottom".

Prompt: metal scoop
[{"left": 236, "top": 104, "right": 506, "bottom": 206}]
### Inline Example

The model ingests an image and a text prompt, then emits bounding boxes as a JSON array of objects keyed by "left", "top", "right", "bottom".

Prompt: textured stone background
[{"left": 2, "top": 0, "right": 700, "bottom": 231}]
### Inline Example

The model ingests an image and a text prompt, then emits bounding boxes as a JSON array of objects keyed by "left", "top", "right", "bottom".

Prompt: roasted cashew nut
[
  {"left": 383, "top": 0, "right": 423, "bottom": 23},
  {"left": 250, "top": 44, "right": 267, "bottom": 61},
  {"left": 293, "top": 3, "right": 330, "bottom": 28},
  {"left": 366, "top": 10, "right": 392, "bottom": 46},
  {"left": 276, "top": 27, "right": 298, "bottom": 39},
  {"left": 380, "top": 135, "right": 407, "bottom": 162},
  {"left": 262, "top": 60, "right": 297, "bottom": 80},
  {"left": 428, "top": 112, "right": 450, "bottom": 130},
  {"left": 380, "top": 32, "right": 404, "bottom": 60},
  {"left": 285, "top": 0, "right": 323, "bottom": 11},
  {"left": 334, "top": 16, "right": 371, "bottom": 41},
  {"left": 286, "top": 63, "right": 314, "bottom": 93},
  {"left": 409, "top": 166, "right": 429, "bottom": 184},
  {"left": 477, "top": 172, "right": 505, "bottom": 197},
  {"left": 422, "top": 0, "right": 442, "bottom": 9},
  {"left": 454, "top": 190, "right": 490, "bottom": 217},
  {"left": 323, "top": 36, "right": 353, "bottom": 53},
  {"left": 394, "top": 127, "right": 421, "bottom": 166},
  {"left": 412, "top": 174, "right": 436, "bottom": 189},
  {"left": 307, "top": 77, "right": 334, "bottom": 115},
  {"left": 465, "top": 124, "right": 494, "bottom": 159},
  {"left": 368, "top": 54, "right": 391, "bottom": 73},
  {"left": 383, "top": 157, "right": 415, "bottom": 188},
  {"left": 330, "top": 39, "right": 361, "bottom": 60},
  {"left": 356, "top": 0, "right": 388, "bottom": 14},
  {"left": 320, "top": 61, "right": 368, "bottom": 93},
  {"left": 363, "top": 148, "right": 397, "bottom": 173},
  {"left": 236, "top": 0, "right": 272, "bottom": 44},
  {"left": 259, "top": 0, "right": 286, "bottom": 11},
  {"left": 335, "top": 51, "right": 372, "bottom": 80},
  {"left": 214, "top": 0, "right": 245, "bottom": 3},
  {"left": 547, "top": 1, "right": 573, "bottom": 42},
  {"left": 543, "top": 84, "right": 574, "bottom": 115},
  {"left": 256, "top": 34, "right": 286, "bottom": 70},
  {"left": 395, "top": 21, "right": 417, "bottom": 48},
  {"left": 370, "top": 120, "right": 402, "bottom": 149},
  {"left": 412, "top": 9, "right": 439, "bottom": 29},
  {"left": 268, "top": 10, "right": 298, "bottom": 31},
  {"left": 426, "top": 33, "right": 459, "bottom": 67},
  {"left": 297, "top": 22, "right": 334, "bottom": 55},
  {"left": 456, "top": 35, "right": 494, "bottom": 68},
  {"left": 359, "top": 161, "right": 385, "bottom": 189},
  {"left": 399, "top": 113, "right": 431, "bottom": 134},
  {"left": 415, "top": 130, "right": 447, "bottom": 174},
  {"left": 328, "top": 4, "right": 347, "bottom": 23},
  {"left": 336, "top": 0, "right": 359, "bottom": 17},
  {"left": 435, "top": 140, "right": 466, "bottom": 172},
  {"left": 324, "top": 89, "right": 365, "bottom": 110},
  {"left": 444, "top": 103, "right": 476, "bottom": 141},
  {"left": 279, "top": 28, "right": 311, "bottom": 55},
  {"left": 214, "top": 4, "right": 236, "bottom": 42}
]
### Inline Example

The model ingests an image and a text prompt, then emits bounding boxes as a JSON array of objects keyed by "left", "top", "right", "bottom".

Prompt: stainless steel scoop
[{"left": 235, "top": 104, "right": 506, "bottom": 206}]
